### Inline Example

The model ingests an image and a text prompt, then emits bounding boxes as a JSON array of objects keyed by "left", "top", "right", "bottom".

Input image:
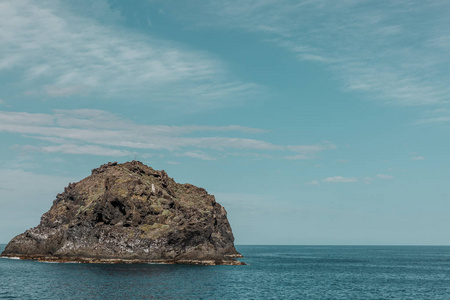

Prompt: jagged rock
[{"left": 1, "top": 161, "right": 243, "bottom": 265}]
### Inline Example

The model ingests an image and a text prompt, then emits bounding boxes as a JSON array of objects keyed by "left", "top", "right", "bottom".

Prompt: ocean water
[{"left": 1, "top": 245, "right": 450, "bottom": 299}]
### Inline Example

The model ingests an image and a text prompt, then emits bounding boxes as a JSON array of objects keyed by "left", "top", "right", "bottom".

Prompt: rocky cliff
[{"left": 1, "top": 161, "right": 243, "bottom": 265}]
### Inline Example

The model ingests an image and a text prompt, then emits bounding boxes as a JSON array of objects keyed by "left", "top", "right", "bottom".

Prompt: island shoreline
[{"left": 0, "top": 253, "right": 245, "bottom": 265}]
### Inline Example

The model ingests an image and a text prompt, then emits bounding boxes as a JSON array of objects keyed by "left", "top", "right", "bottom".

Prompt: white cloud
[
  {"left": 412, "top": 156, "right": 425, "bottom": 160},
  {"left": 377, "top": 174, "right": 394, "bottom": 180},
  {"left": 0, "top": 109, "right": 336, "bottom": 159},
  {"left": 21, "top": 144, "right": 135, "bottom": 157},
  {"left": 322, "top": 176, "right": 358, "bottom": 183},
  {"left": 416, "top": 108, "right": 450, "bottom": 125},
  {"left": 311, "top": 174, "right": 393, "bottom": 185},
  {"left": 178, "top": 151, "right": 216, "bottom": 161},
  {"left": 305, "top": 180, "right": 319, "bottom": 186},
  {"left": 180, "top": 0, "right": 450, "bottom": 106},
  {"left": 285, "top": 154, "right": 310, "bottom": 160},
  {"left": 0, "top": 0, "right": 260, "bottom": 106},
  {"left": 284, "top": 142, "right": 337, "bottom": 160},
  {"left": 45, "top": 85, "right": 89, "bottom": 97},
  {"left": 286, "top": 142, "right": 336, "bottom": 153},
  {"left": 418, "top": 116, "right": 450, "bottom": 124}
]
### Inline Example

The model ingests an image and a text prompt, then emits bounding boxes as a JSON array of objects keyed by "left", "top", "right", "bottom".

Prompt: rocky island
[{"left": 1, "top": 161, "right": 243, "bottom": 265}]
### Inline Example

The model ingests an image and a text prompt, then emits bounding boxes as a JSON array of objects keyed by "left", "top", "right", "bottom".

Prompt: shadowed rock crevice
[{"left": 1, "top": 161, "right": 243, "bottom": 265}]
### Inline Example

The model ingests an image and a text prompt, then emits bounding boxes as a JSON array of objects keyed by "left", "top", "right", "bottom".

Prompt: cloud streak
[
  {"left": 21, "top": 144, "right": 136, "bottom": 157},
  {"left": 322, "top": 176, "right": 358, "bottom": 183},
  {"left": 416, "top": 109, "right": 450, "bottom": 125},
  {"left": 412, "top": 156, "right": 425, "bottom": 161},
  {"left": 377, "top": 174, "right": 394, "bottom": 180},
  {"left": 307, "top": 173, "right": 396, "bottom": 185},
  {"left": 0, "top": 0, "right": 260, "bottom": 106},
  {"left": 179, "top": 0, "right": 450, "bottom": 106},
  {"left": 0, "top": 109, "right": 336, "bottom": 159}
]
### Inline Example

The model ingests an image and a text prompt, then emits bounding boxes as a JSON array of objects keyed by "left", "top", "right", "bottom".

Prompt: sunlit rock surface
[{"left": 1, "top": 161, "right": 243, "bottom": 265}]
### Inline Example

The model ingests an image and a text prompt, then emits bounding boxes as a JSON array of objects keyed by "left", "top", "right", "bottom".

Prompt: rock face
[{"left": 1, "top": 161, "right": 243, "bottom": 265}]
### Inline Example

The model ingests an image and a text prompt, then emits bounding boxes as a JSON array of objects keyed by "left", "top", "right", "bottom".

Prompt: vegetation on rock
[{"left": 1, "top": 161, "right": 243, "bottom": 265}]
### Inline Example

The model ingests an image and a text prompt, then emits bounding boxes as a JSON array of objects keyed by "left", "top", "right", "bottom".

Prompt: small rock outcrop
[{"left": 1, "top": 161, "right": 243, "bottom": 265}]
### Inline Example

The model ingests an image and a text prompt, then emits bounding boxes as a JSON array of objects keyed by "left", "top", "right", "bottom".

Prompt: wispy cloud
[
  {"left": 412, "top": 156, "right": 425, "bottom": 161},
  {"left": 308, "top": 173, "right": 395, "bottom": 185},
  {"left": 305, "top": 180, "right": 320, "bottom": 186},
  {"left": 0, "top": 109, "right": 336, "bottom": 159},
  {"left": 377, "top": 174, "right": 394, "bottom": 180},
  {"left": 0, "top": 0, "right": 260, "bottom": 106},
  {"left": 416, "top": 108, "right": 450, "bottom": 124},
  {"left": 45, "top": 85, "right": 90, "bottom": 98},
  {"left": 178, "top": 151, "right": 216, "bottom": 161},
  {"left": 285, "top": 154, "right": 310, "bottom": 160},
  {"left": 21, "top": 144, "right": 135, "bottom": 157},
  {"left": 180, "top": 0, "right": 450, "bottom": 106},
  {"left": 322, "top": 176, "right": 358, "bottom": 183}
]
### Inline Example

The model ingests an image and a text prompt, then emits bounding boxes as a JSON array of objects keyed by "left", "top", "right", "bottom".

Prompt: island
[{"left": 1, "top": 161, "right": 243, "bottom": 265}]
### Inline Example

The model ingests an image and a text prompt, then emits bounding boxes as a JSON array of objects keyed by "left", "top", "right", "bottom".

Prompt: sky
[{"left": 1, "top": 0, "right": 450, "bottom": 245}]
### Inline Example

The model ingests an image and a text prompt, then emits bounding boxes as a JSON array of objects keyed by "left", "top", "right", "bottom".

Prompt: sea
[{"left": 1, "top": 244, "right": 450, "bottom": 299}]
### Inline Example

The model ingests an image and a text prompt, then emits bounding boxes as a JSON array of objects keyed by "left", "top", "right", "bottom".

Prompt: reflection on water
[{"left": 1, "top": 245, "right": 450, "bottom": 299}]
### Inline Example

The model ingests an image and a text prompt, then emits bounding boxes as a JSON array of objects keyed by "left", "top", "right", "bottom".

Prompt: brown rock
[{"left": 1, "top": 161, "right": 243, "bottom": 265}]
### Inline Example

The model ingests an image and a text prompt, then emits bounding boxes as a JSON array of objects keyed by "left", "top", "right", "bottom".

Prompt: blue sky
[{"left": 1, "top": 0, "right": 450, "bottom": 245}]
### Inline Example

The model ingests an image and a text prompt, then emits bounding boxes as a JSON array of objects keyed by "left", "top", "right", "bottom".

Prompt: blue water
[{"left": 1, "top": 245, "right": 450, "bottom": 299}]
